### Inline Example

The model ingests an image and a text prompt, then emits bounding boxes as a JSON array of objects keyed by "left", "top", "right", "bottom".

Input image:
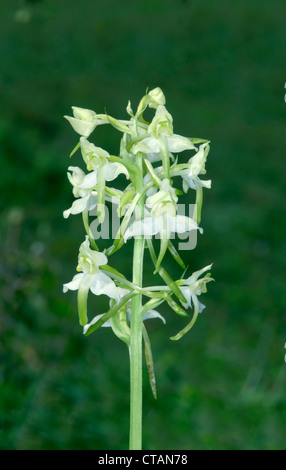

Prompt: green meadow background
[{"left": 1, "top": 0, "right": 286, "bottom": 450}]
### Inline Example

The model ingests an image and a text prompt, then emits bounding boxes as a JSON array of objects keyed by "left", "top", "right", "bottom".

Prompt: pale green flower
[
  {"left": 132, "top": 105, "right": 196, "bottom": 156},
  {"left": 63, "top": 165, "right": 122, "bottom": 219},
  {"left": 180, "top": 142, "right": 212, "bottom": 192},
  {"left": 179, "top": 264, "right": 214, "bottom": 312},
  {"left": 64, "top": 106, "right": 108, "bottom": 137},
  {"left": 124, "top": 179, "right": 201, "bottom": 271},
  {"left": 80, "top": 137, "right": 129, "bottom": 185},
  {"left": 63, "top": 166, "right": 97, "bottom": 218},
  {"left": 79, "top": 137, "right": 129, "bottom": 223},
  {"left": 170, "top": 264, "right": 214, "bottom": 341},
  {"left": 124, "top": 179, "right": 201, "bottom": 241},
  {"left": 146, "top": 178, "right": 178, "bottom": 216},
  {"left": 63, "top": 237, "right": 122, "bottom": 325},
  {"left": 147, "top": 87, "right": 166, "bottom": 109}
]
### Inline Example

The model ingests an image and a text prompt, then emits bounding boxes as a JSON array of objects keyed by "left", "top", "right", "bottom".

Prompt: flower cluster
[{"left": 63, "top": 88, "right": 213, "bottom": 393}]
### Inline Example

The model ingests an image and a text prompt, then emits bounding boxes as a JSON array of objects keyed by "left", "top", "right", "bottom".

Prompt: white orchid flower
[
  {"left": 63, "top": 166, "right": 121, "bottom": 219},
  {"left": 170, "top": 264, "right": 214, "bottom": 341},
  {"left": 124, "top": 179, "right": 201, "bottom": 241},
  {"left": 80, "top": 137, "right": 129, "bottom": 185},
  {"left": 180, "top": 142, "right": 212, "bottom": 193},
  {"left": 79, "top": 137, "right": 129, "bottom": 223},
  {"left": 132, "top": 105, "right": 196, "bottom": 157},
  {"left": 180, "top": 264, "right": 214, "bottom": 312},
  {"left": 64, "top": 106, "right": 109, "bottom": 137},
  {"left": 179, "top": 264, "right": 214, "bottom": 312},
  {"left": 63, "top": 237, "right": 122, "bottom": 325},
  {"left": 63, "top": 166, "right": 98, "bottom": 218},
  {"left": 124, "top": 179, "right": 201, "bottom": 271}
]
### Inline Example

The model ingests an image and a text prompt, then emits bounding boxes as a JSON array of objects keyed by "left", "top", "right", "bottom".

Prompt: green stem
[{"left": 129, "top": 151, "right": 145, "bottom": 450}]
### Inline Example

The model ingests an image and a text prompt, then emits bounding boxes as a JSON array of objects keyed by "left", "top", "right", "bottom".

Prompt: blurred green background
[{"left": 1, "top": 0, "right": 286, "bottom": 450}]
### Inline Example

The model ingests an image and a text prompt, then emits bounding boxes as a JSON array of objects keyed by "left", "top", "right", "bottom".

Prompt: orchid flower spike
[{"left": 63, "top": 89, "right": 214, "bottom": 444}]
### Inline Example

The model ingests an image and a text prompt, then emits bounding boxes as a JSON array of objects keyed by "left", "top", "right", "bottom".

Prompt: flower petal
[
  {"left": 64, "top": 116, "right": 96, "bottom": 137},
  {"left": 143, "top": 309, "right": 166, "bottom": 324},
  {"left": 63, "top": 273, "right": 84, "bottom": 292},
  {"left": 72, "top": 106, "right": 96, "bottom": 121},
  {"left": 132, "top": 136, "right": 159, "bottom": 154},
  {"left": 67, "top": 166, "right": 86, "bottom": 186},
  {"left": 90, "top": 272, "right": 120, "bottom": 301},
  {"left": 63, "top": 195, "right": 90, "bottom": 218},
  {"left": 185, "top": 264, "right": 213, "bottom": 284},
  {"left": 170, "top": 215, "right": 202, "bottom": 234},
  {"left": 79, "top": 171, "right": 98, "bottom": 189},
  {"left": 198, "top": 300, "right": 206, "bottom": 313},
  {"left": 105, "top": 162, "right": 129, "bottom": 181},
  {"left": 179, "top": 286, "right": 192, "bottom": 308},
  {"left": 124, "top": 216, "right": 158, "bottom": 241},
  {"left": 166, "top": 134, "right": 196, "bottom": 153},
  {"left": 146, "top": 152, "right": 162, "bottom": 163}
]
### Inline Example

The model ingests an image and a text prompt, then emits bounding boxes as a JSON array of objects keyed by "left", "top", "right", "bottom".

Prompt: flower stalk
[{"left": 129, "top": 150, "right": 145, "bottom": 450}]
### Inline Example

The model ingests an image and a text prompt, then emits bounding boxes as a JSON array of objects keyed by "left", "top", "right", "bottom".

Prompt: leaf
[
  {"left": 106, "top": 114, "right": 132, "bottom": 134},
  {"left": 120, "top": 146, "right": 139, "bottom": 185},
  {"left": 146, "top": 238, "right": 188, "bottom": 304},
  {"left": 101, "top": 264, "right": 128, "bottom": 280},
  {"left": 82, "top": 209, "right": 99, "bottom": 251},
  {"left": 194, "top": 185, "right": 203, "bottom": 225},
  {"left": 165, "top": 294, "right": 189, "bottom": 317},
  {"left": 141, "top": 298, "right": 165, "bottom": 316},
  {"left": 189, "top": 137, "right": 210, "bottom": 145},
  {"left": 154, "top": 233, "right": 169, "bottom": 275},
  {"left": 118, "top": 188, "right": 136, "bottom": 218},
  {"left": 143, "top": 156, "right": 161, "bottom": 188},
  {"left": 96, "top": 165, "right": 106, "bottom": 224},
  {"left": 142, "top": 325, "right": 157, "bottom": 399},
  {"left": 110, "top": 307, "right": 130, "bottom": 346},
  {"left": 69, "top": 140, "right": 81, "bottom": 158},
  {"left": 84, "top": 291, "right": 136, "bottom": 336},
  {"left": 167, "top": 240, "right": 186, "bottom": 270},
  {"left": 108, "top": 192, "right": 141, "bottom": 254}
]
